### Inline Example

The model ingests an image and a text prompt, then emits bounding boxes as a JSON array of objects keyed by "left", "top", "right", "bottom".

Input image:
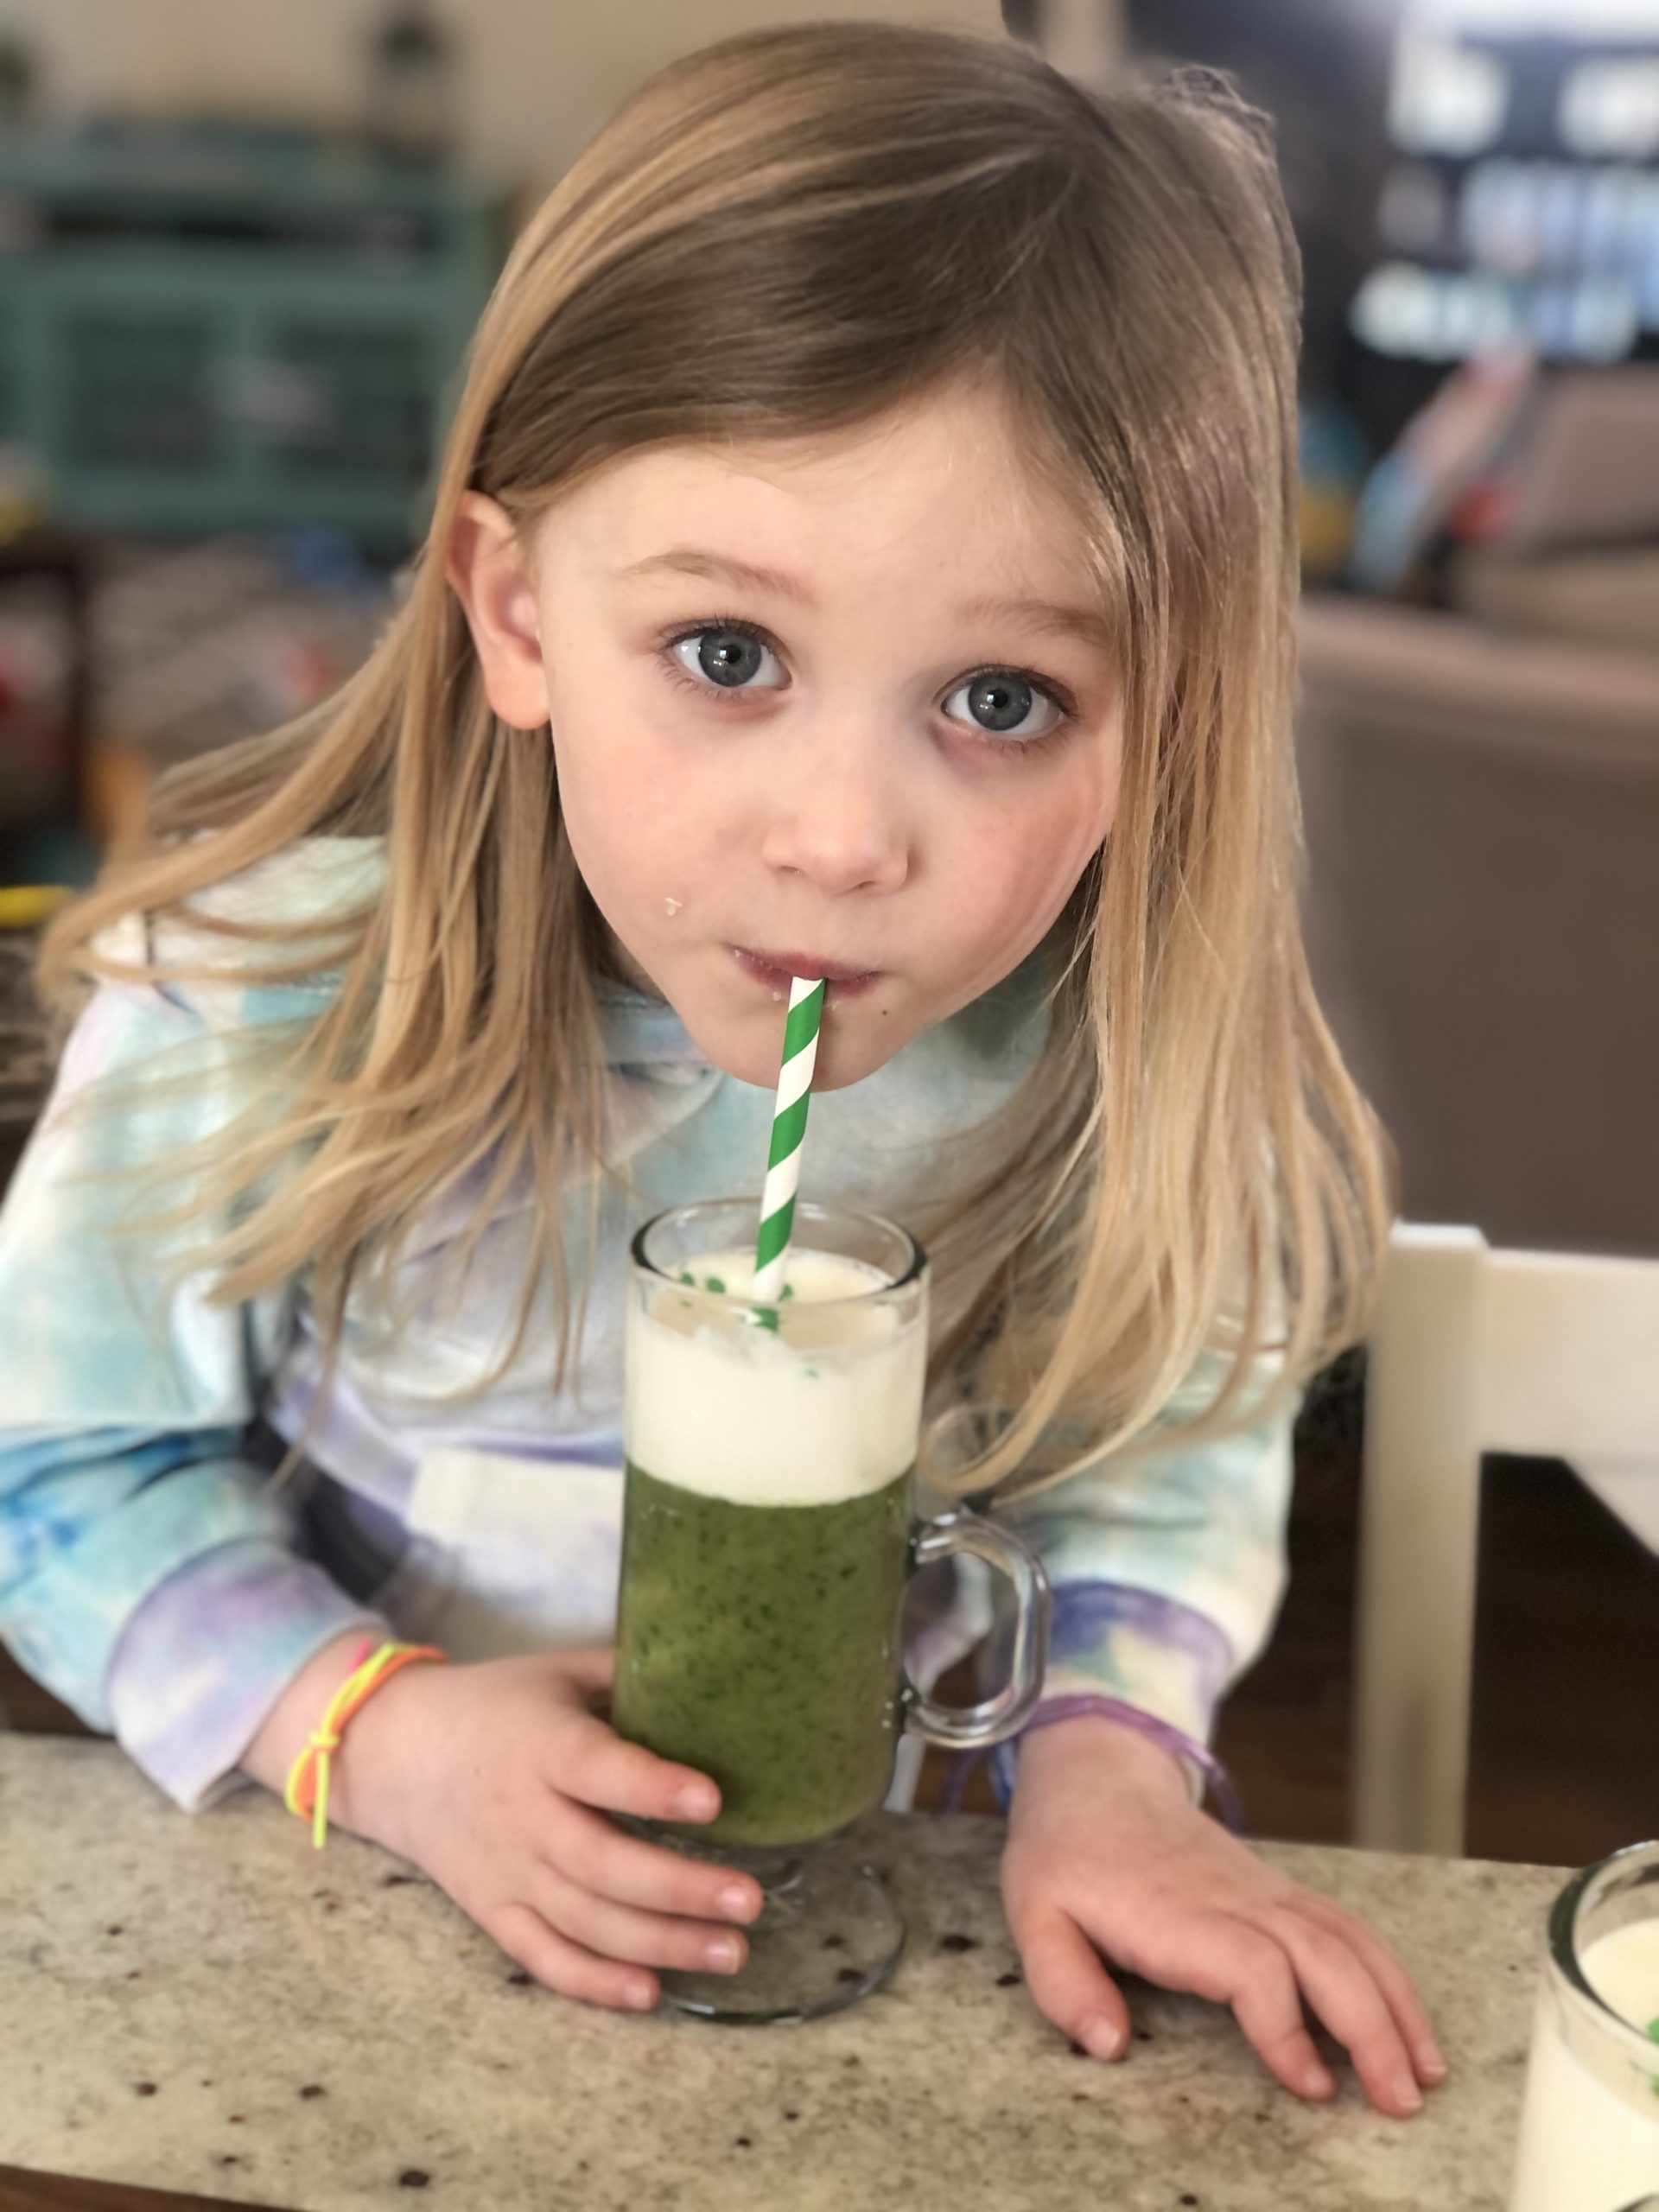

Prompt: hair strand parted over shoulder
[{"left": 41, "top": 20, "right": 1394, "bottom": 1497}]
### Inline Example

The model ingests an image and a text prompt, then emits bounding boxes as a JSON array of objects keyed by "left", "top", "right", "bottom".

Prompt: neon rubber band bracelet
[{"left": 283, "top": 1637, "right": 448, "bottom": 1850}]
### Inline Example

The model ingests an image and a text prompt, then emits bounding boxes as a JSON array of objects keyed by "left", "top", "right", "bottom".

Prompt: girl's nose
[{"left": 758, "top": 740, "right": 912, "bottom": 897}]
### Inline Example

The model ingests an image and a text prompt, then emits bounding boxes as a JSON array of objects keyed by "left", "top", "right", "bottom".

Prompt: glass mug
[
  {"left": 1508, "top": 1840, "right": 1659, "bottom": 2212},
  {"left": 611, "top": 1198, "right": 1052, "bottom": 2023}
]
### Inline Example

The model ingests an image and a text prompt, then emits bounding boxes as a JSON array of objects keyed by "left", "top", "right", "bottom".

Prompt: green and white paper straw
[{"left": 753, "top": 976, "right": 826, "bottom": 1307}]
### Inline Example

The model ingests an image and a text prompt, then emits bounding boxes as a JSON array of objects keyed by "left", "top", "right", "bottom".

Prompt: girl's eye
[
  {"left": 660, "top": 618, "right": 1074, "bottom": 748},
  {"left": 667, "top": 622, "right": 786, "bottom": 696},
  {"left": 941, "top": 670, "right": 1069, "bottom": 746}
]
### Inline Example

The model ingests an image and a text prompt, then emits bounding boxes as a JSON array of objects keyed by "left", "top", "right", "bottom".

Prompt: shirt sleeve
[
  {"left": 0, "top": 970, "right": 387, "bottom": 1812},
  {"left": 987, "top": 1344, "right": 1300, "bottom": 1808}
]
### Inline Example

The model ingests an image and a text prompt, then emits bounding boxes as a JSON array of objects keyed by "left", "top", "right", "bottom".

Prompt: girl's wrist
[
  {"left": 239, "top": 1629, "right": 432, "bottom": 1854},
  {"left": 239, "top": 1630, "right": 377, "bottom": 1800},
  {"left": 321, "top": 1657, "right": 436, "bottom": 1856},
  {"left": 1014, "top": 1706, "right": 1196, "bottom": 1808}
]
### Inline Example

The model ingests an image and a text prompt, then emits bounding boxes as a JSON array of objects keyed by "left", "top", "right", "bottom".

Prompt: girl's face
[{"left": 447, "top": 381, "right": 1122, "bottom": 1092}]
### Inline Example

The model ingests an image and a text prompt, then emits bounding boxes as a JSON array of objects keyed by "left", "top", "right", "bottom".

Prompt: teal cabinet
[{"left": 0, "top": 125, "right": 507, "bottom": 550}]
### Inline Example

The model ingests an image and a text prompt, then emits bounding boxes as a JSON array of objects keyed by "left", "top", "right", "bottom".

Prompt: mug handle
[{"left": 900, "top": 1507, "right": 1052, "bottom": 1750}]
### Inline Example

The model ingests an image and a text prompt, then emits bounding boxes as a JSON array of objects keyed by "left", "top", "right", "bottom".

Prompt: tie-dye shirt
[{"left": 0, "top": 838, "right": 1295, "bottom": 1815}]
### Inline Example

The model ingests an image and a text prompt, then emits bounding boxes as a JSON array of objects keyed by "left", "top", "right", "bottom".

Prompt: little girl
[{"left": 0, "top": 22, "right": 1443, "bottom": 2117}]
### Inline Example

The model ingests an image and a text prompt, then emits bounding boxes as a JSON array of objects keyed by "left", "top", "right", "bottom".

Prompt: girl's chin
[{"left": 693, "top": 1014, "right": 906, "bottom": 1095}]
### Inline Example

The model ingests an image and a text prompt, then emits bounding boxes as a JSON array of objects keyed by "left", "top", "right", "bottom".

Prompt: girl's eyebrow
[{"left": 614, "top": 545, "right": 1114, "bottom": 654}]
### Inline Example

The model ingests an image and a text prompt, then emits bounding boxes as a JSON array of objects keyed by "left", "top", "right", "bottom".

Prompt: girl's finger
[
  {"left": 548, "top": 1799, "right": 763, "bottom": 1926},
  {"left": 1262, "top": 1904, "right": 1422, "bottom": 2118},
  {"left": 1007, "top": 1901, "right": 1132, "bottom": 2061},
  {"left": 535, "top": 1866, "right": 750, "bottom": 1977},
  {"left": 554, "top": 1711, "right": 721, "bottom": 1825},
  {"left": 1195, "top": 1917, "right": 1336, "bottom": 2102},
  {"left": 491, "top": 1899, "right": 659, "bottom": 2013},
  {"left": 1288, "top": 1892, "right": 1446, "bottom": 2087}
]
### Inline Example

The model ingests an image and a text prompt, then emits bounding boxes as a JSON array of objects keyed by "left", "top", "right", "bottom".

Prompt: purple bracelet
[{"left": 942, "top": 1692, "right": 1246, "bottom": 1834}]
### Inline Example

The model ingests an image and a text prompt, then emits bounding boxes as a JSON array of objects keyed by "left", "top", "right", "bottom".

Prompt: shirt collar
[{"left": 595, "top": 983, "right": 712, "bottom": 1079}]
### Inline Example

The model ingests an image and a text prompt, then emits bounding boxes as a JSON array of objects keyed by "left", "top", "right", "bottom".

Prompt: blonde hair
[{"left": 41, "top": 21, "right": 1395, "bottom": 1503}]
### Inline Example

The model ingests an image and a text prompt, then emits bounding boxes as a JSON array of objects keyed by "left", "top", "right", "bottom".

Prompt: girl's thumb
[{"left": 555, "top": 1645, "right": 617, "bottom": 1697}]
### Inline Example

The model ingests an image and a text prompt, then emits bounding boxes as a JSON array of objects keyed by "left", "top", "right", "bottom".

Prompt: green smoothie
[
  {"left": 612, "top": 1461, "right": 912, "bottom": 1847},
  {"left": 613, "top": 1239, "right": 927, "bottom": 1850}
]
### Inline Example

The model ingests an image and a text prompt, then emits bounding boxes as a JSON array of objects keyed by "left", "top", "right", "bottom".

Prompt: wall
[{"left": 3, "top": 1, "right": 1007, "bottom": 203}]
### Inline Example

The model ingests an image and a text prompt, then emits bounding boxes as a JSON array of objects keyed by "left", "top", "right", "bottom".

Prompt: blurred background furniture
[
  {"left": 1353, "top": 1224, "right": 1659, "bottom": 1855},
  {"left": 1296, "top": 593, "right": 1659, "bottom": 1260},
  {"left": 0, "top": 524, "right": 94, "bottom": 880}
]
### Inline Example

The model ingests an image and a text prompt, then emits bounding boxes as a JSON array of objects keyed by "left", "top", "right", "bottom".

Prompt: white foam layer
[
  {"left": 1509, "top": 1918, "right": 1659, "bottom": 2212},
  {"left": 1584, "top": 1919, "right": 1659, "bottom": 2034},
  {"left": 625, "top": 1245, "right": 925, "bottom": 1506}
]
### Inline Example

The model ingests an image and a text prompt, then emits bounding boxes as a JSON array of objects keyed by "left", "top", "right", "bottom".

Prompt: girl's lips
[{"left": 732, "top": 947, "right": 879, "bottom": 998}]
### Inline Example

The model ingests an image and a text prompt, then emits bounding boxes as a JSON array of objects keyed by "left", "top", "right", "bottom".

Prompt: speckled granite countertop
[{"left": 0, "top": 1736, "right": 1564, "bottom": 2211}]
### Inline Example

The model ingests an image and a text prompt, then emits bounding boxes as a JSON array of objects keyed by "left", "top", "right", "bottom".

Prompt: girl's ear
[{"left": 444, "top": 491, "right": 551, "bottom": 730}]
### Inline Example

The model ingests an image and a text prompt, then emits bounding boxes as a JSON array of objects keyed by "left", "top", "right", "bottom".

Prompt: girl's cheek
[
  {"left": 981, "top": 805, "right": 1092, "bottom": 912},
  {"left": 982, "top": 840, "right": 1097, "bottom": 957}
]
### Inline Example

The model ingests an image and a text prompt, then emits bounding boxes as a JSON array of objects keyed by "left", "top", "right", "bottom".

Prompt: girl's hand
[
  {"left": 1001, "top": 1713, "right": 1448, "bottom": 2119},
  {"left": 319, "top": 1644, "right": 764, "bottom": 2011}
]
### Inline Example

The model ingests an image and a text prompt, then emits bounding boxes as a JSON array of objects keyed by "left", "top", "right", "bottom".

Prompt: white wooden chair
[{"left": 1351, "top": 1223, "right": 1659, "bottom": 1854}]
